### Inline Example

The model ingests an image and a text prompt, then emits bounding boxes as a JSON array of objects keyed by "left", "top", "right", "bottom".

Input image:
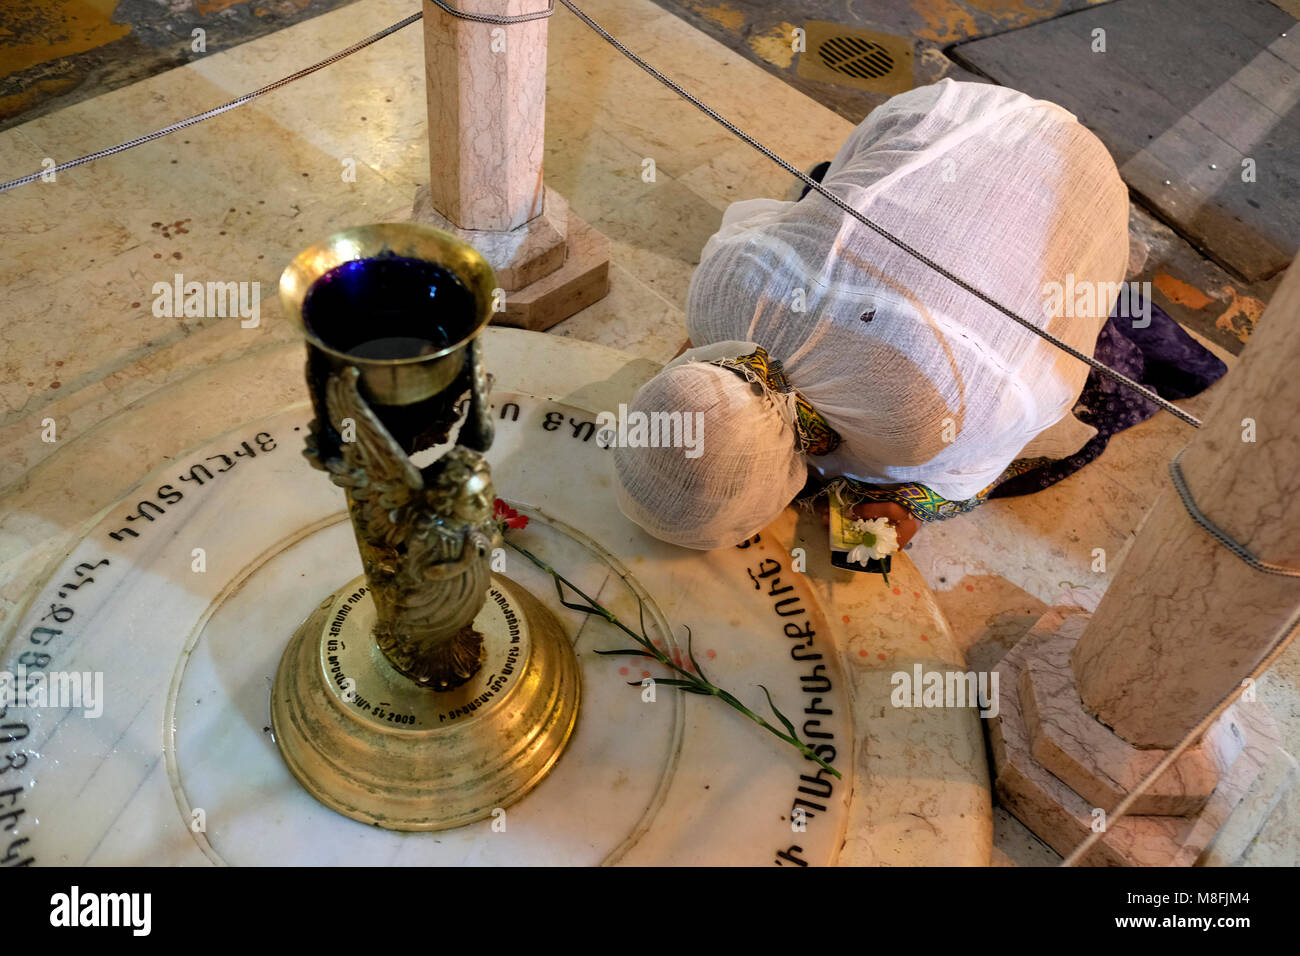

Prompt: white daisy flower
[
  {"left": 846, "top": 544, "right": 874, "bottom": 567},
  {"left": 847, "top": 516, "right": 899, "bottom": 564}
]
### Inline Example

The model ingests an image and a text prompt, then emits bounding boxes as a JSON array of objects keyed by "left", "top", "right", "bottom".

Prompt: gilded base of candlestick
[{"left": 270, "top": 573, "right": 581, "bottom": 831}]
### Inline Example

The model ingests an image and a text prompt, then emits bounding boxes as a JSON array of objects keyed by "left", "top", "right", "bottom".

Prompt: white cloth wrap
[
  {"left": 615, "top": 79, "right": 1130, "bottom": 549},
  {"left": 612, "top": 354, "right": 808, "bottom": 550}
]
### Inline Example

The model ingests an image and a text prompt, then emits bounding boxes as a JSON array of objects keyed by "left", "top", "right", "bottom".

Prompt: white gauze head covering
[
  {"left": 616, "top": 79, "right": 1130, "bottom": 548},
  {"left": 612, "top": 348, "right": 807, "bottom": 550}
]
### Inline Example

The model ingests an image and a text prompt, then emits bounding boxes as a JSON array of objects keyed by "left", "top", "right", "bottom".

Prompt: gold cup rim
[{"left": 279, "top": 222, "right": 497, "bottom": 366}]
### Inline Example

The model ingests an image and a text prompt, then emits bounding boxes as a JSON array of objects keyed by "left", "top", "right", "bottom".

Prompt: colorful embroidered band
[
  {"left": 710, "top": 346, "right": 843, "bottom": 456},
  {"left": 812, "top": 456, "right": 1053, "bottom": 522}
]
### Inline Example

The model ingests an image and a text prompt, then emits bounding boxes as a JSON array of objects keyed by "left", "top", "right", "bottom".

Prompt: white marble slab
[
  {"left": 3, "top": 394, "right": 857, "bottom": 865},
  {"left": 0, "top": 330, "right": 989, "bottom": 865}
]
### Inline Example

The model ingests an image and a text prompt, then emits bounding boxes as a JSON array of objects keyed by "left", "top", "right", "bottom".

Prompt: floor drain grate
[
  {"left": 798, "top": 21, "right": 913, "bottom": 95},
  {"left": 818, "top": 36, "right": 896, "bottom": 79}
]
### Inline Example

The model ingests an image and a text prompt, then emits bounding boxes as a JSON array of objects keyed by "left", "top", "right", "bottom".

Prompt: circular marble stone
[
  {"left": 4, "top": 395, "right": 860, "bottom": 865},
  {"left": 0, "top": 330, "right": 991, "bottom": 866}
]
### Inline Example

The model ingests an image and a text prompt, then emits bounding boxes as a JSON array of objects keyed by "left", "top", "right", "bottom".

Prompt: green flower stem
[{"left": 502, "top": 535, "right": 841, "bottom": 779}]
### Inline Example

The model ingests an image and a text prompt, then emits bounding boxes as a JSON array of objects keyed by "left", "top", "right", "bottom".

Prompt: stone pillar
[
  {"left": 422, "top": 0, "right": 548, "bottom": 232},
  {"left": 412, "top": 0, "right": 610, "bottom": 329},
  {"left": 989, "top": 255, "right": 1300, "bottom": 865},
  {"left": 1070, "top": 270, "right": 1300, "bottom": 748}
]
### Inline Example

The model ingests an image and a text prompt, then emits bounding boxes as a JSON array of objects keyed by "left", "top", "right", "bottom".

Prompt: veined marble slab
[{"left": 0, "top": 329, "right": 990, "bottom": 866}]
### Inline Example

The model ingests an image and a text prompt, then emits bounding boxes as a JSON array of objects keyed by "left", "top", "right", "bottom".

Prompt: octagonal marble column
[
  {"left": 990, "top": 254, "right": 1300, "bottom": 865},
  {"left": 412, "top": 0, "right": 609, "bottom": 329}
]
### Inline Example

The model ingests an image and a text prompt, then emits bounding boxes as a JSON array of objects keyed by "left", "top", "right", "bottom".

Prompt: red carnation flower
[{"left": 493, "top": 498, "right": 530, "bottom": 530}]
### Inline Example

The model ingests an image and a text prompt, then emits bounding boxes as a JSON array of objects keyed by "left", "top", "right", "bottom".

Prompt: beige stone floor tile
[
  {"left": 1244, "top": 644, "right": 1300, "bottom": 865},
  {"left": 0, "top": 128, "right": 137, "bottom": 296},
  {"left": 186, "top": 5, "right": 428, "bottom": 191},
  {"left": 1078, "top": 387, "right": 1222, "bottom": 501},
  {"left": 600, "top": 7, "right": 850, "bottom": 140},
  {"left": 17, "top": 75, "right": 375, "bottom": 250},
  {"left": 184, "top": 0, "right": 422, "bottom": 90},
  {"left": 586, "top": 96, "right": 740, "bottom": 183},
  {"left": 0, "top": 243, "right": 186, "bottom": 423},
  {"left": 1, "top": 66, "right": 417, "bottom": 438},
  {"left": 592, "top": 176, "right": 722, "bottom": 307},
  {"left": 599, "top": 234, "right": 692, "bottom": 310},
  {"left": 13, "top": 65, "right": 257, "bottom": 201},
  {"left": 549, "top": 260, "right": 684, "bottom": 363},
  {"left": 992, "top": 806, "right": 1061, "bottom": 865},
  {"left": 675, "top": 138, "right": 810, "bottom": 212},
  {"left": 543, "top": 122, "right": 663, "bottom": 225},
  {"left": 550, "top": 1, "right": 845, "bottom": 179},
  {"left": 0, "top": 303, "right": 300, "bottom": 494},
  {"left": 909, "top": 461, "right": 1154, "bottom": 634}
]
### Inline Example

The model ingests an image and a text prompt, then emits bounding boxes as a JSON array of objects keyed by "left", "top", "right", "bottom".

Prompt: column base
[
  {"left": 989, "top": 609, "right": 1295, "bottom": 865},
  {"left": 412, "top": 186, "right": 610, "bottom": 331}
]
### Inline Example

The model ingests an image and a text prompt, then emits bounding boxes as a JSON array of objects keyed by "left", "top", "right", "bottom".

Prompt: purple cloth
[{"left": 989, "top": 296, "right": 1226, "bottom": 498}]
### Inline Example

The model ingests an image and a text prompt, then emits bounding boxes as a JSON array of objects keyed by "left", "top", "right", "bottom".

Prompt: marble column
[
  {"left": 412, "top": 0, "right": 610, "bottom": 329},
  {"left": 421, "top": 0, "right": 548, "bottom": 233},
  {"left": 989, "top": 255, "right": 1300, "bottom": 865},
  {"left": 1070, "top": 265, "right": 1300, "bottom": 748}
]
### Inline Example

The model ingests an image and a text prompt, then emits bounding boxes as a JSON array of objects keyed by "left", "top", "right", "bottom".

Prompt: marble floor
[
  {"left": 0, "top": 0, "right": 1295, "bottom": 864},
  {"left": 0, "top": 0, "right": 359, "bottom": 130},
  {"left": 3, "top": 3, "right": 1285, "bottom": 350}
]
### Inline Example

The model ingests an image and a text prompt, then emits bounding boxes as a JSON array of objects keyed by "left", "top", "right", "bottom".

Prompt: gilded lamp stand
[{"left": 270, "top": 223, "right": 581, "bottom": 831}]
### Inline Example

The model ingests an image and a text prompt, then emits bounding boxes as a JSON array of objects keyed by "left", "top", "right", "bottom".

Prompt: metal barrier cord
[
  {"left": 0, "top": 12, "right": 423, "bottom": 194},
  {"left": 2, "top": 1, "right": 1291, "bottom": 867},
  {"left": 427, "top": 0, "right": 555, "bottom": 23},
  {"left": 0, "top": 3, "right": 1202, "bottom": 430},
  {"left": 1169, "top": 448, "right": 1300, "bottom": 577},
  {"left": 554, "top": 0, "right": 1201, "bottom": 428}
]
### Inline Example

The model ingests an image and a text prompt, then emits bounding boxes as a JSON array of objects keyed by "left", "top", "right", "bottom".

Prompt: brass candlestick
[{"left": 270, "top": 223, "right": 581, "bottom": 831}]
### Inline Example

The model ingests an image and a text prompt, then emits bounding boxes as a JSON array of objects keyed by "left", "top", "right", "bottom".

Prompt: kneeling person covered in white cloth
[{"left": 611, "top": 79, "right": 1130, "bottom": 551}]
